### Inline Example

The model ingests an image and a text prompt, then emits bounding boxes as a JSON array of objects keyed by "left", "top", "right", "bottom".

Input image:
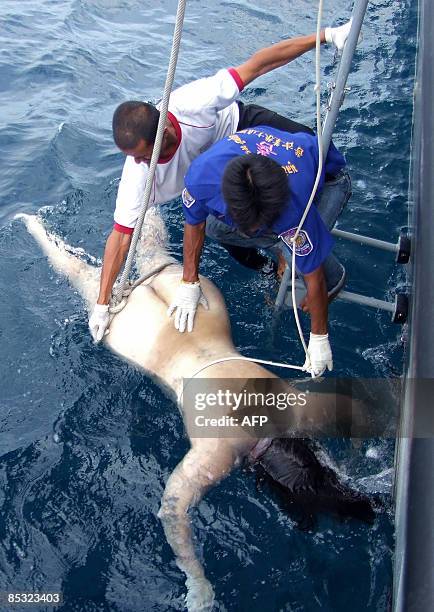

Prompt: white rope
[
  {"left": 289, "top": 0, "right": 324, "bottom": 369},
  {"left": 179, "top": 356, "right": 304, "bottom": 404},
  {"left": 112, "top": 0, "right": 187, "bottom": 308},
  {"left": 108, "top": 261, "right": 175, "bottom": 315},
  {"left": 190, "top": 356, "right": 304, "bottom": 379}
]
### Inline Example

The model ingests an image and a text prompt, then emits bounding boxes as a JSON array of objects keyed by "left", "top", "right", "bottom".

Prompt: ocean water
[{"left": 0, "top": 1, "right": 416, "bottom": 610}]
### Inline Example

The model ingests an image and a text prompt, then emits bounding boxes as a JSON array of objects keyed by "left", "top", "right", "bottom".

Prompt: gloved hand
[
  {"left": 89, "top": 303, "right": 110, "bottom": 342},
  {"left": 325, "top": 18, "right": 354, "bottom": 51},
  {"left": 302, "top": 333, "right": 333, "bottom": 378},
  {"left": 167, "top": 281, "right": 209, "bottom": 333}
]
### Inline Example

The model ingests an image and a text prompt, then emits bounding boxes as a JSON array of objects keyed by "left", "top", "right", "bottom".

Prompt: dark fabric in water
[
  {"left": 218, "top": 242, "right": 277, "bottom": 274},
  {"left": 256, "top": 438, "right": 376, "bottom": 527}
]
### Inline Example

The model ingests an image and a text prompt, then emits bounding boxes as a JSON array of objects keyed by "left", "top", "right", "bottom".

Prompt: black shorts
[{"left": 236, "top": 101, "right": 314, "bottom": 135}]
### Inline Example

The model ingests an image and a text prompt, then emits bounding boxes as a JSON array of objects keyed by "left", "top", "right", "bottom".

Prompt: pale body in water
[{"left": 18, "top": 209, "right": 375, "bottom": 611}]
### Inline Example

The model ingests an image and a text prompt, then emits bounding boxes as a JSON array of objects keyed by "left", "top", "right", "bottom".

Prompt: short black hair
[
  {"left": 222, "top": 155, "right": 290, "bottom": 233},
  {"left": 112, "top": 101, "right": 160, "bottom": 150}
]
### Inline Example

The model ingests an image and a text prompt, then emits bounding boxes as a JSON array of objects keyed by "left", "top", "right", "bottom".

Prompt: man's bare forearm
[
  {"left": 303, "top": 267, "right": 328, "bottom": 335},
  {"left": 182, "top": 222, "right": 206, "bottom": 283},
  {"left": 97, "top": 229, "right": 132, "bottom": 304},
  {"left": 235, "top": 31, "right": 326, "bottom": 86}
]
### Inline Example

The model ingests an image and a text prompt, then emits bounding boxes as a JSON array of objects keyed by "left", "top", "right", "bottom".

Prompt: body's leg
[
  {"left": 16, "top": 214, "right": 100, "bottom": 308},
  {"left": 158, "top": 442, "right": 237, "bottom": 611},
  {"left": 237, "top": 102, "right": 314, "bottom": 135}
]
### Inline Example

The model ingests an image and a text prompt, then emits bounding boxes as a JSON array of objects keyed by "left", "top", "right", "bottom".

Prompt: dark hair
[
  {"left": 222, "top": 155, "right": 290, "bottom": 233},
  {"left": 112, "top": 101, "right": 160, "bottom": 150}
]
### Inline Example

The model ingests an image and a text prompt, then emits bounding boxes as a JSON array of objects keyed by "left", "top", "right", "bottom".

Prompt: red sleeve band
[
  {"left": 228, "top": 68, "right": 244, "bottom": 92},
  {"left": 114, "top": 223, "right": 134, "bottom": 235}
]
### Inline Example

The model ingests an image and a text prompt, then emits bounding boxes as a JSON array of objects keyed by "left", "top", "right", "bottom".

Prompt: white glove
[
  {"left": 89, "top": 303, "right": 110, "bottom": 342},
  {"left": 325, "top": 19, "right": 354, "bottom": 51},
  {"left": 167, "top": 281, "right": 209, "bottom": 333},
  {"left": 303, "top": 333, "right": 333, "bottom": 378}
]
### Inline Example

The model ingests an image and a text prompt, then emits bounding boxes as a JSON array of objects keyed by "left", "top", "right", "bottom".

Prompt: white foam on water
[
  {"left": 365, "top": 446, "right": 380, "bottom": 459},
  {"left": 357, "top": 468, "right": 394, "bottom": 495}
]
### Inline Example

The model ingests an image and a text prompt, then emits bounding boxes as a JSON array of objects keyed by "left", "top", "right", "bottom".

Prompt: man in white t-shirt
[{"left": 89, "top": 20, "right": 353, "bottom": 342}]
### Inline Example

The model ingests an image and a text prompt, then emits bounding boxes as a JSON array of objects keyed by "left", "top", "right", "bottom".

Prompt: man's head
[
  {"left": 112, "top": 101, "right": 160, "bottom": 163},
  {"left": 222, "top": 155, "right": 290, "bottom": 233}
]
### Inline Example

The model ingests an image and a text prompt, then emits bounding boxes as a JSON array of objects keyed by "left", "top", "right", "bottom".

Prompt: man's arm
[
  {"left": 167, "top": 221, "right": 209, "bottom": 333},
  {"left": 301, "top": 266, "right": 333, "bottom": 377},
  {"left": 234, "top": 19, "right": 353, "bottom": 87},
  {"left": 235, "top": 31, "right": 325, "bottom": 87},
  {"left": 97, "top": 229, "right": 132, "bottom": 304},
  {"left": 182, "top": 221, "right": 206, "bottom": 282},
  {"left": 88, "top": 228, "right": 132, "bottom": 342},
  {"left": 302, "top": 266, "right": 328, "bottom": 334}
]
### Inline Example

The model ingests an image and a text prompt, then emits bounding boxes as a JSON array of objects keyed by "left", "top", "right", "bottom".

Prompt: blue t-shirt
[{"left": 182, "top": 126, "right": 346, "bottom": 274}]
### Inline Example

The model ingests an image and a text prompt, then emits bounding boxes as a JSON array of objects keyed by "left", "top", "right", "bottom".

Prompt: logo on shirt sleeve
[
  {"left": 279, "top": 227, "right": 313, "bottom": 256},
  {"left": 182, "top": 188, "right": 196, "bottom": 209}
]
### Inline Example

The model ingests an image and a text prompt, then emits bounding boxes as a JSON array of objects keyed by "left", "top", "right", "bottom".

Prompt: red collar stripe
[{"left": 158, "top": 111, "right": 182, "bottom": 164}]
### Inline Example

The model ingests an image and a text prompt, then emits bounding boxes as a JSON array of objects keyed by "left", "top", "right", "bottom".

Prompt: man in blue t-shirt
[{"left": 168, "top": 126, "right": 347, "bottom": 377}]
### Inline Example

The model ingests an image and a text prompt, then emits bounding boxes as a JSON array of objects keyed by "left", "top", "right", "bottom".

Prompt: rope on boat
[
  {"left": 110, "top": 0, "right": 187, "bottom": 313},
  {"left": 289, "top": 0, "right": 325, "bottom": 367},
  {"left": 109, "top": 261, "right": 176, "bottom": 315}
]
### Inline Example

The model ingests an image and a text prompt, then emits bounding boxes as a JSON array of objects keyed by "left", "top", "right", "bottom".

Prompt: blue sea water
[{"left": 0, "top": 1, "right": 416, "bottom": 610}]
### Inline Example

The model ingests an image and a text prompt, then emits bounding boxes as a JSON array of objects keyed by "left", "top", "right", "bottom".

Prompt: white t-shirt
[{"left": 113, "top": 68, "right": 243, "bottom": 232}]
